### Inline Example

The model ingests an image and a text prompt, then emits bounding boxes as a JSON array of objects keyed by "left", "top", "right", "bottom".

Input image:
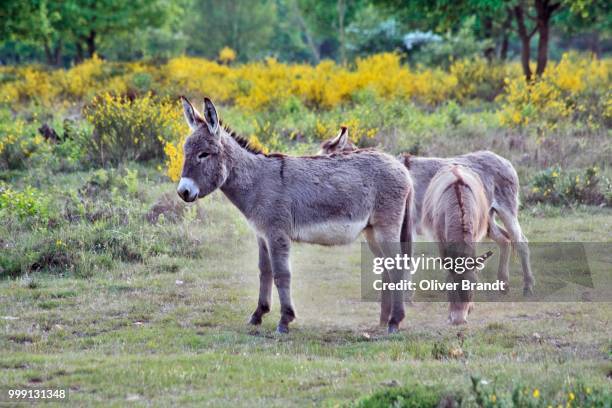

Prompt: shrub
[
  {"left": 526, "top": 166, "right": 609, "bottom": 206},
  {"left": 467, "top": 376, "right": 610, "bottom": 408},
  {"left": 84, "top": 92, "right": 186, "bottom": 164},
  {"left": 0, "top": 112, "right": 48, "bottom": 170},
  {"left": 0, "top": 183, "right": 50, "bottom": 223},
  {"left": 352, "top": 384, "right": 441, "bottom": 408},
  {"left": 499, "top": 52, "right": 611, "bottom": 130}
]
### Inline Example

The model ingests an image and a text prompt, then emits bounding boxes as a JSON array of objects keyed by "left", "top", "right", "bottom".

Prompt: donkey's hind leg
[
  {"left": 487, "top": 211, "right": 511, "bottom": 293},
  {"left": 497, "top": 208, "right": 535, "bottom": 296},
  {"left": 249, "top": 237, "right": 273, "bottom": 325},
  {"left": 364, "top": 228, "right": 392, "bottom": 327},
  {"left": 369, "top": 225, "right": 406, "bottom": 334}
]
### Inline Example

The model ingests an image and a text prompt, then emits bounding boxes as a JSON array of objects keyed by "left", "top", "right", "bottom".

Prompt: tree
[
  {"left": 376, "top": 0, "right": 608, "bottom": 79},
  {"left": 296, "top": 0, "right": 367, "bottom": 62},
  {"left": 184, "top": 0, "right": 276, "bottom": 62},
  {"left": 0, "top": 0, "right": 75, "bottom": 65},
  {"left": 0, "top": 0, "right": 173, "bottom": 64},
  {"left": 69, "top": 0, "right": 172, "bottom": 59}
]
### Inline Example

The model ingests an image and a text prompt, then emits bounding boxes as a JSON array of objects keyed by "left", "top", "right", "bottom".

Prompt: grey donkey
[
  {"left": 176, "top": 97, "right": 414, "bottom": 334},
  {"left": 421, "top": 164, "right": 494, "bottom": 325},
  {"left": 320, "top": 127, "right": 534, "bottom": 295}
]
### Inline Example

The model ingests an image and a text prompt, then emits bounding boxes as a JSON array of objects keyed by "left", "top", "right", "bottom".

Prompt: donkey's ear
[
  {"left": 203, "top": 97, "right": 219, "bottom": 135},
  {"left": 329, "top": 126, "right": 349, "bottom": 149},
  {"left": 336, "top": 126, "right": 349, "bottom": 148},
  {"left": 181, "top": 96, "right": 203, "bottom": 131}
]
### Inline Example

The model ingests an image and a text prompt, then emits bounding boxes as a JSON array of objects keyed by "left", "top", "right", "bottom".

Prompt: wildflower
[
  {"left": 569, "top": 392, "right": 575, "bottom": 401},
  {"left": 533, "top": 389, "right": 540, "bottom": 398},
  {"left": 218, "top": 47, "right": 237, "bottom": 64},
  {"left": 490, "top": 394, "right": 497, "bottom": 402}
]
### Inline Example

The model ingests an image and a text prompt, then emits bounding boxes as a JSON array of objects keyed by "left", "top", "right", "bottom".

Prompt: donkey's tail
[
  {"left": 400, "top": 189, "right": 414, "bottom": 304},
  {"left": 400, "top": 189, "right": 413, "bottom": 259}
]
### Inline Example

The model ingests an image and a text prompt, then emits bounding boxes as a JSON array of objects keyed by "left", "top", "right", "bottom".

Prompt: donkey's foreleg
[
  {"left": 365, "top": 228, "right": 391, "bottom": 326},
  {"left": 488, "top": 212, "right": 511, "bottom": 293},
  {"left": 268, "top": 233, "right": 296, "bottom": 334},
  {"left": 249, "top": 238, "right": 273, "bottom": 325}
]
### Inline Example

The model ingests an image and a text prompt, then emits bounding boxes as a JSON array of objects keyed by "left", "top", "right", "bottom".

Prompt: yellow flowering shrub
[
  {"left": 84, "top": 92, "right": 186, "bottom": 164},
  {"left": 499, "top": 52, "right": 611, "bottom": 129},
  {"left": 59, "top": 54, "right": 105, "bottom": 98},
  {"left": 218, "top": 47, "right": 237, "bottom": 64},
  {"left": 0, "top": 114, "right": 46, "bottom": 170},
  {"left": 162, "top": 56, "right": 234, "bottom": 102}
]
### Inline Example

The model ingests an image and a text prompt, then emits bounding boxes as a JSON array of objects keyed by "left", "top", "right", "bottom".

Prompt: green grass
[{"left": 1, "top": 167, "right": 611, "bottom": 406}]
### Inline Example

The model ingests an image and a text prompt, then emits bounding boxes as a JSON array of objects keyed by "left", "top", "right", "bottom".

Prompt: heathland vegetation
[{"left": 1, "top": 0, "right": 610, "bottom": 405}]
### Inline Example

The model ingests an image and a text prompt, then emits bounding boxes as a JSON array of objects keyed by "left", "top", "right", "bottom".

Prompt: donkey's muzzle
[{"left": 177, "top": 177, "right": 199, "bottom": 202}]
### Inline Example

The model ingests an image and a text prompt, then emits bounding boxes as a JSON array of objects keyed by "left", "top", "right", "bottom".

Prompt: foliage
[
  {"left": 184, "top": 0, "right": 276, "bottom": 62},
  {"left": 409, "top": 17, "right": 492, "bottom": 68},
  {"left": 218, "top": 47, "right": 237, "bottom": 64},
  {"left": 84, "top": 92, "right": 186, "bottom": 164},
  {"left": 499, "top": 52, "right": 611, "bottom": 130},
  {"left": 0, "top": 0, "right": 175, "bottom": 65},
  {"left": 526, "top": 166, "right": 609, "bottom": 206},
  {"left": 467, "top": 376, "right": 611, "bottom": 408},
  {"left": 352, "top": 384, "right": 440, "bottom": 408},
  {"left": 0, "top": 53, "right": 609, "bottom": 181},
  {"left": 0, "top": 183, "right": 49, "bottom": 223},
  {"left": 345, "top": 5, "right": 404, "bottom": 58}
]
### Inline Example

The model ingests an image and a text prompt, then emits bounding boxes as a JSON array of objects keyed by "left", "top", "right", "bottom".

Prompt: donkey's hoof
[
  {"left": 276, "top": 324, "right": 289, "bottom": 334},
  {"left": 523, "top": 286, "right": 534, "bottom": 297},
  {"left": 248, "top": 314, "right": 262, "bottom": 326},
  {"left": 500, "top": 281, "right": 509, "bottom": 294},
  {"left": 387, "top": 324, "right": 400, "bottom": 334}
]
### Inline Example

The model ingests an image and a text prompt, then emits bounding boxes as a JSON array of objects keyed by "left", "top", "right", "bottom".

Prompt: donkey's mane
[
  {"left": 221, "top": 122, "right": 267, "bottom": 156},
  {"left": 222, "top": 120, "right": 377, "bottom": 159}
]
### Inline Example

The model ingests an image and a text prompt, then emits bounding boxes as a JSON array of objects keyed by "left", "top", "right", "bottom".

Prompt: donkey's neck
[{"left": 219, "top": 133, "right": 270, "bottom": 217}]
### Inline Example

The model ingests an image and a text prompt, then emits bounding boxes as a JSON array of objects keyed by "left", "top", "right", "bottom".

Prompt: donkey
[
  {"left": 176, "top": 97, "right": 414, "bottom": 334},
  {"left": 319, "top": 128, "right": 534, "bottom": 295},
  {"left": 421, "top": 165, "right": 493, "bottom": 325}
]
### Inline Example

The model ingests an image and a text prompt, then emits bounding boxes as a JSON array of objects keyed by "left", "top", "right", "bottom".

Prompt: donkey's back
[
  {"left": 405, "top": 150, "right": 519, "bottom": 220},
  {"left": 421, "top": 165, "right": 489, "bottom": 244}
]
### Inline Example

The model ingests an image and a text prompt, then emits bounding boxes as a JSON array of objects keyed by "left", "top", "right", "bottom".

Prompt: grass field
[{"left": 1, "top": 167, "right": 610, "bottom": 406}]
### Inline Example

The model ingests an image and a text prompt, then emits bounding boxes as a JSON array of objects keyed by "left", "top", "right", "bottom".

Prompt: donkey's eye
[{"left": 197, "top": 152, "right": 210, "bottom": 160}]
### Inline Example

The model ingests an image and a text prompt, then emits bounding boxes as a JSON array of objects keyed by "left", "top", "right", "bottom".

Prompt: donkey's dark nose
[{"left": 177, "top": 177, "right": 199, "bottom": 202}]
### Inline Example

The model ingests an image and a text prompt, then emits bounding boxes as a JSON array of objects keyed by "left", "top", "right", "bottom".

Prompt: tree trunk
[
  {"left": 293, "top": 1, "right": 320, "bottom": 63},
  {"left": 337, "top": 0, "right": 346, "bottom": 65},
  {"left": 534, "top": 0, "right": 560, "bottom": 77},
  {"left": 43, "top": 39, "right": 63, "bottom": 66},
  {"left": 514, "top": 4, "right": 534, "bottom": 80},
  {"left": 86, "top": 30, "right": 96, "bottom": 57},
  {"left": 535, "top": 18, "right": 549, "bottom": 76},
  {"left": 75, "top": 42, "right": 84, "bottom": 63},
  {"left": 483, "top": 16, "right": 495, "bottom": 62},
  {"left": 499, "top": 8, "right": 513, "bottom": 60}
]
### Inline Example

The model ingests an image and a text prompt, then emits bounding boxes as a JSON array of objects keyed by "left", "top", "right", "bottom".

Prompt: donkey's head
[
  {"left": 177, "top": 97, "right": 228, "bottom": 202},
  {"left": 447, "top": 249, "right": 493, "bottom": 325},
  {"left": 318, "top": 126, "right": 356, "bottom": 155}
]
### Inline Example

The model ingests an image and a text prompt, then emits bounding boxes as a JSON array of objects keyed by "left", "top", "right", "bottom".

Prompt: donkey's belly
[{"left": 293, "top": 219, "right": 368, "bottom": 246}]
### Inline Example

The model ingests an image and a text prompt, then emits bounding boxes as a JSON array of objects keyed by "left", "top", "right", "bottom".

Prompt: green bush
[
  {"left": 468, "top": 376, "right": 610, "bottom": 408},
  {"left": 0, "top": 183, "right": 49, "bottom": 223},
  {"left": 527, "top": 166, "right": 610, "bottom": 206},
  {"left": 353, "top": 385, "right": 441, "bottom": 408}
]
